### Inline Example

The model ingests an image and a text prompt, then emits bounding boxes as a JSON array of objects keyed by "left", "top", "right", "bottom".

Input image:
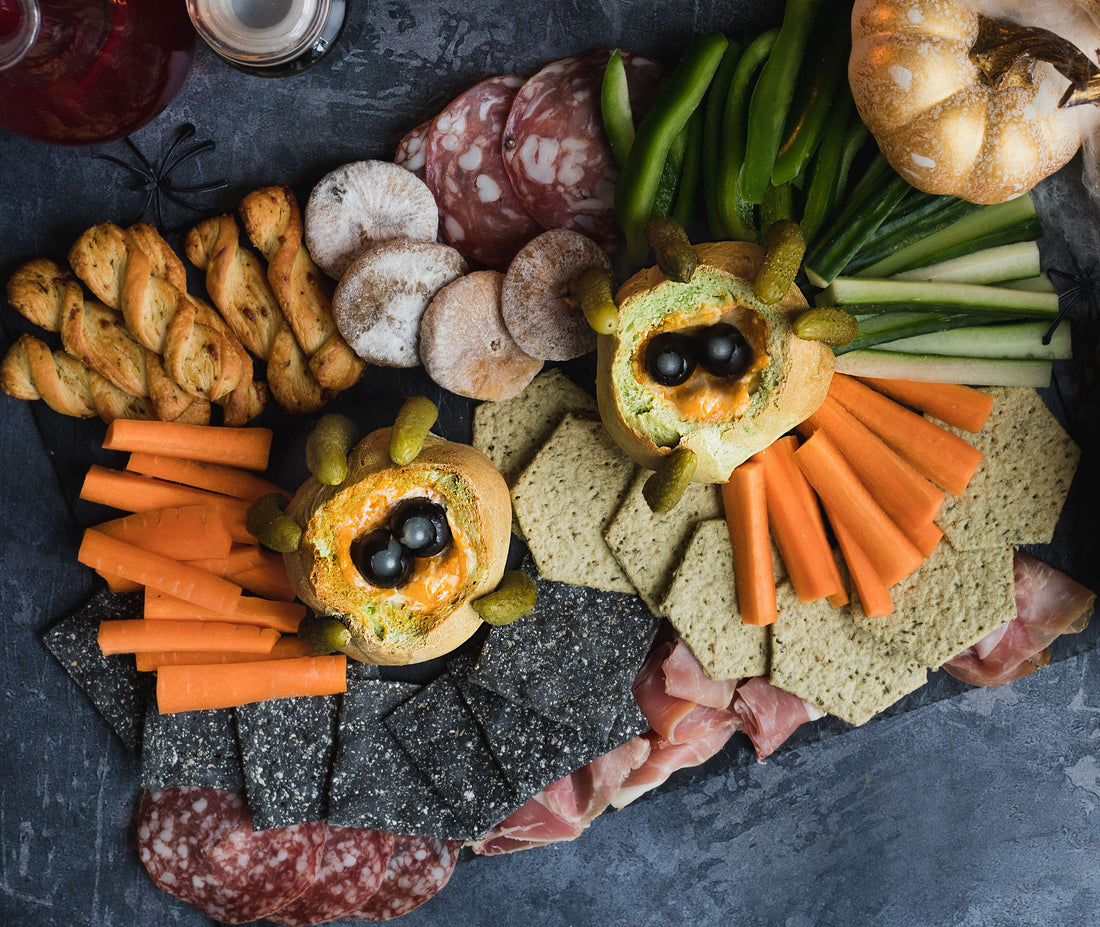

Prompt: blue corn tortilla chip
[
  {"left": 328, "top": 673, "right": 465, "bottom": 839},
  {"left": 383, "top": 673, "right": 522, "bottom": 838},
  {"left": 141, "top": 700, "right": 245, "bottom": 793},
  {"left": 41, "top": 590, "right": 150, "bottom": 754},
  {"left": 235, "top": 693, "right": 341, "bottom": 829}
]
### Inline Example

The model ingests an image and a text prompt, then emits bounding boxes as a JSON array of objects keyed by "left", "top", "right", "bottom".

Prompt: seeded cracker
[
  {"left": 660, "top": 519, "right": 776, "bottom": 681},
  {"left": 934, "top": 387, "right": 1079, "bottom": 550},
  {"left": 770, "top": 584, "right": 927, "bottom": 727},
  {"left": 472, "top": 367, "right": 598, "bottom": 487},
  {"left": 141, "top": 704, "right": 245, "bottom": 793},
  {"left": 605, "top": 471, "right": 723, "bottom": 614},
  {"left": 511, "top": 414, "right": 638, "bottom": 592},
  {"left": 851, "top": 542, "right": 1017, "bottom": 669}
]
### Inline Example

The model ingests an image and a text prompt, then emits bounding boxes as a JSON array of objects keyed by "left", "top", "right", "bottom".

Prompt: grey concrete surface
[{"left": 1, "top": 2, "right": 1099, "bottom": 926}]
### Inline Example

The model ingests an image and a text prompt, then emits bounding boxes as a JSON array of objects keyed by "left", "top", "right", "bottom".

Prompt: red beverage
[{"left": 0, "top": 0, "right": 196, "bottom": 145}]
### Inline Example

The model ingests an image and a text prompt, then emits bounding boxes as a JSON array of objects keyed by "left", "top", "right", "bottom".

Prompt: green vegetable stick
[
  {"left": 614, "top": 31, "right": 730, "bottom": 265},
  {"left": 700, "top": 39, "right": 743, "bottom": 239},
  {"left": 671, "top": 105, "right": 705, "bottom": 231},
  {"left": 601, "top": 49, "right": 634, "bottom": 168},
  {"left": 739, "top": 0, "right": 825, "bottom": 205}
]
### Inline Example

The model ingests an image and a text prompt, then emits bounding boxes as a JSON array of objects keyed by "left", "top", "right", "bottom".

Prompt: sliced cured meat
[
  {"left": 136, "top": 787, "right": 326, "bottom": 925},
  {"left": 731, "top": 676, "right": 824, "bottom": 761},
  {"left": 661, "top": 638, "right": 739, "bottom": 709},
  {"left": 268, "top": 825, "right": 395, "bottom": 927},
  {"left": 610, "top": 727, "right": 731, "bottom": 809},
  {"left": 425, "top": 75, "right": 542, "bottom": 271},
  {"left": 945, "top": 552, "right": 1095, "bottom": 687},
  {"left": 470, "top": 736, "right": 651, "bottom": 856},
  {"left": 395, "top": 120, "right": 431, "bottom": 179},
  {"left": 350, "top": 834, "right": 460, "bottom": 921},
  {"left": 501, "top": 49, "right": 664, "bottom": 251}
]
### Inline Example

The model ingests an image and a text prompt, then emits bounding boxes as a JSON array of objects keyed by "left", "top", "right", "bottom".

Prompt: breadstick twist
[{"left": 239, "top": 185, "right": 365, "bottom": 392}]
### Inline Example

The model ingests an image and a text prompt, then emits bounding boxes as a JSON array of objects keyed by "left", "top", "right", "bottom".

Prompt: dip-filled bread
[
  {"left": 596, "top": 240, "right": 835, "bottom": 484},
  {"left": 283, "top": 425, "right": 512, "bottom": 665}
]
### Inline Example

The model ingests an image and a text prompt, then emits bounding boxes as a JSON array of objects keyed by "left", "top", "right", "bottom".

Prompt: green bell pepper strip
[
  {"left": 800, "top": 91, "right": 853, "bottom": 245},
  {"left": 672, "top": 105, "right": 705, "bottom": 231},
  {"left": 651, "top": 125, "right": 689, "bottom": 218},
  {"left": 700, "top": 39, "right": 744, "bottom": 239},
  {"left": 601, "top": 49, "right": 634, "bottom": 168},
  {"left": 614, "top": 31, "right": 730, "bottom": 265},
  {"left": 716, "top": 28, "right": 779, "bottom": 242},
  {"left": 738, "top": 0, "right": 826, "bottom": 205}
]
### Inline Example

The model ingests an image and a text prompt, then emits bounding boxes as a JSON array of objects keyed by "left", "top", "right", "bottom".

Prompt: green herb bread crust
[
  {"left": 284, "top": 428, "right": 511, "bottom": 665},
  {"left": 596, "top": 240, "right": 834, "bottom": 482}
]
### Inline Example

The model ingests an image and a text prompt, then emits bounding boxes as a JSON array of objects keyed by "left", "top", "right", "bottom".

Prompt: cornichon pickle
[
  {"left": 297, "top": 614, "right": 351, "bottom": 654},
  {"left": 246, "top": 493, "right": 302, "bottom": 553},
  {"left": 793, "top": 307, "right": 859, "bottom": 346},
  {"left": 306, "top": 413, "right": 359, "bottom": 485},
  {"left": 472, "top": 570, "right": 538, "bottom": 626},
  {"left": 753, "top": 219, "right": 805, "bottom": 304},
  {"left": 646, "top": 216, "right": 698, "bottom": 283},
  {"left": 642, "top": 446, "right": 697, "bottom": 513},
  {"left": 576, "top": 265, "right": 618, "bottom": 335},
  {"left": 390, "top": 395, "right": 438, "bottom": 465}
]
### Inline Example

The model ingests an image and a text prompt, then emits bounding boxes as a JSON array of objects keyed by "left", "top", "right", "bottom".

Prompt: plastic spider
[{"left": 94, "top": 123, "right": 227, "bottom": 228}]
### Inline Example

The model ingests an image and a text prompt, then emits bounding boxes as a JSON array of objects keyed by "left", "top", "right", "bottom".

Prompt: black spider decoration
[{"left": 94, "top": 123, "right": 228, "bottom": 228}]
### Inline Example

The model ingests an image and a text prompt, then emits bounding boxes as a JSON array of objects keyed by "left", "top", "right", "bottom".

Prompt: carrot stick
[
  {"left": 908, "top": 520, "right": 943, "bottom": 558},
  {"left": 232, "top": 551, "right": 296, "bottom": 602},
  {"left": 79, "top": 528, "right": 242, "bottom": 616},
  {"left": 155, "top": 654, "right": 347, "bottom": 713},
  {"left": 97, "top": 618, "right": 279, "bottom": 655},
  {"left": 856, "top": 376, "right": 994, "bottom": 433},
  {"left": 793, "top": 431, "right": 924, "bottom": 587},
  {"left": 80, "top": 467, "right": 251, "bottom": 519},
  {"left": 827, "top": 374, "right": 983, "bottom": 496},
  {"left": 135, "top": 636, "right": 312, "bottom": 672},
  {"left": 798, "top": 395, "right": 946, "bottom": 532},
  {"left": 98, "top": 570, "right": 142, "bottom": 594},
  {"left": 94, "top": 505, "right": 234, "bottom": 561},
  {"left": 721, "top": 461, "right": 777, "bottom": 626},
  {"left": 144, "top": 589, "right": 304, "bottom": 633},
  {"left": 753, "top": 437, "right": 845, "bottom": 604},
  {"left": 831, "top": 518, "right": 893, "bottom": 618},
  {"left": 125, "top": 452, "right": 288, "bottom": 502},
  {"left": 188, "top": 546, "right": 266, "bottom": 577},
  {"left": 103, "top": 419, "right": 273, "bottom": 471}
]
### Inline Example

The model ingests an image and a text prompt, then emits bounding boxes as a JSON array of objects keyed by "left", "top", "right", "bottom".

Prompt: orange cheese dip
[
  {"left": 633, "top": 299, "right": 771, "bottom": 425},
  {"left": 330, "top": 481, "right": 472, "bottom": 616}
]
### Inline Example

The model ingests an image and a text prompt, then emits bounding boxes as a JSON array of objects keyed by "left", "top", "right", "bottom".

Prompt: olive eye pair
[
  {"left": 352, "top": 498, "right": 451, "bottom": 588},
  {"left": 645, "top": 323, "right": 752, "bottom": 387}
]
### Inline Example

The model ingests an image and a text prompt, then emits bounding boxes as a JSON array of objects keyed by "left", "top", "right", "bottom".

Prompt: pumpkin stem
[{"left": 970, "top": 15, "right": 1100, "bottom": 108}]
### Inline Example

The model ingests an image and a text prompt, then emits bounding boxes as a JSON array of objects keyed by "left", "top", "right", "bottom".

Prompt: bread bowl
[
  {"left": 283, "top": 427, "right": 512, "bottom": 665},
  {"left": 596, "top": 240, "right": 834, "bottom": 484}
]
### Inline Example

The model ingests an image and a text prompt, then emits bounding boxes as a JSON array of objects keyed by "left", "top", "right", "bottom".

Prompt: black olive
[
  {"left": 697, "top": 323, "right": 752, "bottom": 378},
  {"left": 645, "top": 332, "right": 697, "bottom": 386},
  {"left": 352, "top": 529, "right": 413, "bottom": 588},
  {"left": 390, "top": 497, "right": 451, "bottom": 557}
]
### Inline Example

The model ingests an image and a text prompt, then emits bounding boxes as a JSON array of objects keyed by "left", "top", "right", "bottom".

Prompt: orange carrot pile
[
  {"left": 719, "top": 374, "right": 988, "bottom": 621},
  {"left": 74, "top": 419, "right": 340, "bottom": 713}
]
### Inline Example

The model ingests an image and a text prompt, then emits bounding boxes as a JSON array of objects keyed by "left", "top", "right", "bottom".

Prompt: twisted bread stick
[
  {"left": 1, "top": 333, "right": 155, "bottom": 422},
  {"left": 6, "top": 259, "right": 210, "bottom": 423},
  {"left": 239, "top": 186, "right": 365, "bottom": 391},
  {"left": 185, "top": 215, "right": 329, "bottom": 414}
]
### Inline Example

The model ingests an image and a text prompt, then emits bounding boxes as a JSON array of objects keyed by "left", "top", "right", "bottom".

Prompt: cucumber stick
[
  {"left": 889, "top": 241, "right": 1041, "bottom": 285},
  {"left": 866, "top": 321, "right": 1071, "bottom": 360},
  {"left": 817, "top": 277, "right": 1060, "bottom": 317},
  {"left": 834, "top": 350, "right": 1053, "bottom": 387}
]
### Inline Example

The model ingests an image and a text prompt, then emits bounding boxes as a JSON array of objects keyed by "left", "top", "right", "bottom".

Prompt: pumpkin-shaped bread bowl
[
  {"left": 849, "top": 0, "right": 1100, "bottom": 203},
  {"left": 284, "top": 427, "right": 512, "bottom": 665},
  {"left": 596, "top": 240, "right": 834, "bottom": 484}
]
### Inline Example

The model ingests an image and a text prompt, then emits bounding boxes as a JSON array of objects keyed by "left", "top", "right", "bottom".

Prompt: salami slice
[
  {"left": 136, "top": 787, "right": 326, "bottom": 925},
  {"left": 268, "top": 825, "right": 396, "bottom": 927},
  {"left": 501, "top": 49, "right": 665, "bottom": 251},
  {"left": 425, "top": 75, "right": 542, "bottom": 270},
  {"left": 395, "top": 120, "right": 431, "bottom": 180},
  {"left": 350, "top": 834, "right": 460, "bottom": 921}
]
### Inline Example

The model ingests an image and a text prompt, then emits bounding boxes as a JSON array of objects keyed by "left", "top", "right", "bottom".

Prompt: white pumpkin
[{"left": 849, "top": 0, "right": 1100, "bottom": 203}]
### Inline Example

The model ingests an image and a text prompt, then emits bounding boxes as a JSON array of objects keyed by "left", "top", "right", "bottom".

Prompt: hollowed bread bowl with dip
[
  {"left": 596, "top": 240, "right": 835, "bottom": 483},
  {"left": 284, "top": 427, "right": 512, "bottom": 665}
]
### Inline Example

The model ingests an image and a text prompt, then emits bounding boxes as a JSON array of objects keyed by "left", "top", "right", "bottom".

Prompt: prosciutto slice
[
  {"left": 945, "top": 552, "right": 1094, "bottom": 687},
  {"left": 469, "top": 736, "right": 650, "bottom": 856},
  {"left": 731, "top": 676, "right": 824, "bottom": 761}
]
